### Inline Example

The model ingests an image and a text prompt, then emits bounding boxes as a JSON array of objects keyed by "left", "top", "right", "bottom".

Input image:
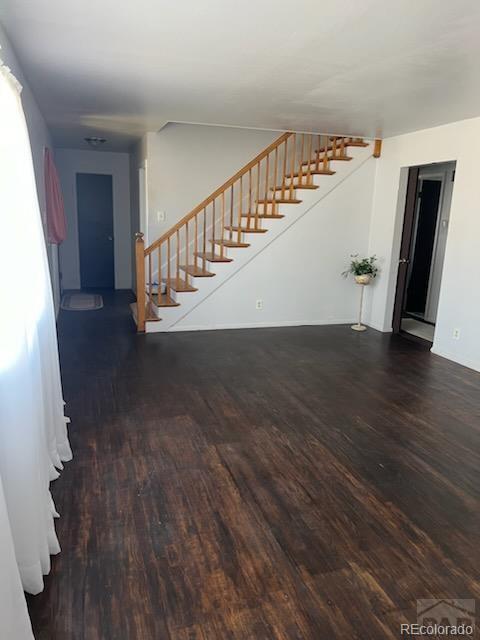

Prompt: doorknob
[
  {"left": 398, "top": 258, "right": 409, "bottom": 264},
  {"left": 107, "top": 236, "right": 113, "bottom": 241}
]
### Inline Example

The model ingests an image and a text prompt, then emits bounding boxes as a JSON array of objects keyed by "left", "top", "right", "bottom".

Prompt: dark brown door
[
  {"left": 392, "top": 167, "right": 419, "bottom": 333},
  {"left": 77, "top": 173, "right": 114, "bottom": 289}
]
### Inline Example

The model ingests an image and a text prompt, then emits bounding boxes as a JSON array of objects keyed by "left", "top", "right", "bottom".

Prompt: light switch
[{"left": 157, "top": 211, "right": 166, "bottom": 222}]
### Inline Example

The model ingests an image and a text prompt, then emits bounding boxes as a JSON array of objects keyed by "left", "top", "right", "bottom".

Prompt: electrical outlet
[
  {"left": 256, "top": 299, "right": 263, "bottom": 310},
  {"left": 157, "top": 211, "right": 166, "bottom": 222},
  {"left": 452, "top": 328, "right": 461, "bottom": 340}
]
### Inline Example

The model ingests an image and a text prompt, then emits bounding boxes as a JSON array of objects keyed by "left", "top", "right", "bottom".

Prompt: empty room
[{"left": 0, "top": 1, "right": 479, "bottom": 639}]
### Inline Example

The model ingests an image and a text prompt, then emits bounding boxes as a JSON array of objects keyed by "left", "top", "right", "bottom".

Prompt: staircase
[{"left": 132, "top": 132, "right": 381, "bottom": 332}]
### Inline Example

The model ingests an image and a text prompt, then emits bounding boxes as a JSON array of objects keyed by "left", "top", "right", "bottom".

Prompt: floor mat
[{"left": 61, "top": 293, "right": 103, "bottom": 311}]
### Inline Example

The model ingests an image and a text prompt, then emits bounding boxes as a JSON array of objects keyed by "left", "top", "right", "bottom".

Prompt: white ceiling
[{"left": 2, "top": 0, "right": 480, "bottom": 151}]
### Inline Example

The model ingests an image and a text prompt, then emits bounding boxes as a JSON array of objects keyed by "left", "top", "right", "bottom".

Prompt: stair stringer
[{"left": 145, "top": 144, "right": 373, "bottom": 333}]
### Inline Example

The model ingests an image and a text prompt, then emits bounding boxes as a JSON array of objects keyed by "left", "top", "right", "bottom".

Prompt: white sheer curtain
[
  {"left": 0, "top": 57, "right": 72, "bottom": 636},
  {"left": 0, "top": 476, "right": 33, "bottom": 639}
]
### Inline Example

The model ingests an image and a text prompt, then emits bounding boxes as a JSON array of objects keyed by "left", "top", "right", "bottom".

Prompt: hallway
[{"left": 28, "top": 291, "right": 480, "bottom": 639}]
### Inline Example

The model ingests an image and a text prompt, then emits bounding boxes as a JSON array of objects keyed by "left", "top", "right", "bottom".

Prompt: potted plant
[
  {"left": 342, "top": 254, "right": 378, "bottom": 285},
  {"left": 342, "top": 255, "right": 379, "bottom": 331}
]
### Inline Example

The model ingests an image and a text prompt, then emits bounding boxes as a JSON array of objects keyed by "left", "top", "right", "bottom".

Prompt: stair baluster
[
  {"left": 298, "top": 134, "right": 305, "bottom": 187},
  {"left": 248, "top": 168, "right": 252, "bottom": 230},
  {"left": 238, "top": 175, "right": 243, "bottom": 244},
  {"left": 211, "top": 200, "right": 215, "bottom": 251},
  {"left": 289, "top": 133, "right": 296, "bottom": 201},
  {"left": 220, "top": 192, "right": 226, "bottom": 257},
  {"left": 229, "top": 186, "right": 234, "bottom": 242},
  {"left": 175, "top": 229, "right": 179, "bottom": 286},
  {"left": 186, "top": 219, "right": 190, "bottom": 283},
  {"left": 263, "top": 155, "right": 269, "bottom": 216},
  {"left": 315, "top": 134, "right": 321, "bottom": 172},
  {"left": 167, "top": 237, "right": 171, "bottom": 298},
  {"left": 281, "top": 138, "right": 288, "bottom": 200},
  {"left": 306, "top": 135, "right": 312, "bottom": 185},
  {"left": 148, "top": 253, "right": 153, "bottom": 307},
  {"left": 323, "top": 135, "right": 329, "bottom": 172},
  {"left": 272, "top": 146, "right": 278, "bottom": 210},
  {"left": 157, "top": 246, "right": 161, "bottom": 303}
]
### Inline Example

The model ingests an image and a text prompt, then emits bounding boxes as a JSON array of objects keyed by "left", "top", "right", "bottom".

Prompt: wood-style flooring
[{"left": 28, "top": 291, "right": 480, "bottom": 639}]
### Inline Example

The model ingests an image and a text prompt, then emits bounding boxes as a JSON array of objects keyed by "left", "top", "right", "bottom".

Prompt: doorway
[
  {"left": 77, "top": 173, "right": 114, "bottom": 289},
  {"left": 392, "top": 161, "right": 455, "bottom": 343}
]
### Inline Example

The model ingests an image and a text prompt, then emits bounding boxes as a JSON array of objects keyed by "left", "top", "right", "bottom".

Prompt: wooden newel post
[{"left": 135, "top": 232, "right": 146, "bottom": 332}]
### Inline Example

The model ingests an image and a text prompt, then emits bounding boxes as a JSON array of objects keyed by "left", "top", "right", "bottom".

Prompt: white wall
[
  {"left": 171, "top": 159, "right": 376, "bottom": 330},
  {"left": 367, "top": 117, "right": 480, "bottom": 372},
  {"left": 0, "top": 24, "right": 61, "bottom": 312},
  {"left": 144, "top": 123, "right": 278, "bottom": 243},
  {"left": 55, "top": 149, "right": 132, "bottom": 289}
]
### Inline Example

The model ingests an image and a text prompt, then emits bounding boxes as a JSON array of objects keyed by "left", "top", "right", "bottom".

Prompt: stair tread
[
  {"left": 346, "top": 141, "right": 369, "bottom": 147},
  {"left": 257, "top": 198, "right": 302, "bottom": 204},
  {"left": 291, "top": 169, "right": 335, "bottom": 178},
  {"left": 328, "top": 155, "right": 353, "bottom": 161},
  {"left": 224, "top": 226, "right": 268, "bottom": 233},
  {"left": 195, "top": 251, "right": 233, "bottom": 263},
  {"left": 163, "top": 277, "right": 198, "bottom": 292},
  {"left": 152, "top": 293, "right": 180, "bottom": 307},
  {"left": 272, "top": 184, "right": 318, "bottom": 191},
  {"left": 241, "top": 213, "right": 285, "bottom": 219},
  {"left": 212, "top": 239, "right": 250, "bottom": 248},
  {"left": 303, "top": 156, "right": 352, "bottom": 167},
  {"left": 339, "top": 141, "right": 368, "bottom": 147},
  {"left": 179, "top": 264, "right": 215, "bottom": 277},
  {"left": 315, "top": 140, "right": 368, "bottom": 154}
]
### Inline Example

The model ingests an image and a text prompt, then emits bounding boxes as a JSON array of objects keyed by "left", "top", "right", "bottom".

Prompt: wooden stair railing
[{"left": 135, "top": 133, "right": 379, "bottom": 331}]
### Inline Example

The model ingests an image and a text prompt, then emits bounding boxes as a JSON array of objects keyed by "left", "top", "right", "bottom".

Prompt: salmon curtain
[{"left": 44, "top": 147, "right": 66, "bottom": 244}]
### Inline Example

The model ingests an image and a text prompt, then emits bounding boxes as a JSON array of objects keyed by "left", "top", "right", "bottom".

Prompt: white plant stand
[{"left": 351, "top": 275, "right": 371, "bottom": 332}]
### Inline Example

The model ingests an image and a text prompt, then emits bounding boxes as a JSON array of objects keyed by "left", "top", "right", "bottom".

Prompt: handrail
[{"left": 145, "top": 131, "right": 292, "bottom": 255}]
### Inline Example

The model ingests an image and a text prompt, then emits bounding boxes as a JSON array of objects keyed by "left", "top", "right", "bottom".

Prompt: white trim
[
  {"left": 159, "top": 318, "right": 358, "bottom": 332},
  {"left": 366, "top": 320, "right": 392, "bottom": 333},
  {"left": 430, "top": 347, "right": 480, "bottom": 373}
]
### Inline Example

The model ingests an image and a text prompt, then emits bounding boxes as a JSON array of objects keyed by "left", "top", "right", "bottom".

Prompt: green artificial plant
[{"left": 342, "top": 254, "right": 379, "bottom": 278}]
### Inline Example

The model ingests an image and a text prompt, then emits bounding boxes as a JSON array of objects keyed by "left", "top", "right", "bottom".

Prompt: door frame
[
  {"left": 419, "top": 166, "right": 453, "bottom": 323},
  {"left": 392, "top": 167, "right": 419, "bottom": 333},
  {"left": 392, "top": 163, "right": 455, "bottom": 335}
]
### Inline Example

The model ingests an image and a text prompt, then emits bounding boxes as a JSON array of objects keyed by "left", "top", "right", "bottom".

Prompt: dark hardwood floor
[{"left": 28, "top": 291, "right": 480, "bottom": 639}]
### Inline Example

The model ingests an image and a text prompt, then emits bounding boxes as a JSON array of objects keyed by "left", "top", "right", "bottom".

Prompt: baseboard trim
[
  {"left": 167, "top": 318, "right": 358, "bottom": 332},
  {"left": 430, "top": 347, "right": 480, "bottom": 373},
  {"left": 363, "top": 319, "right": 392, "bottom": 332}
]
